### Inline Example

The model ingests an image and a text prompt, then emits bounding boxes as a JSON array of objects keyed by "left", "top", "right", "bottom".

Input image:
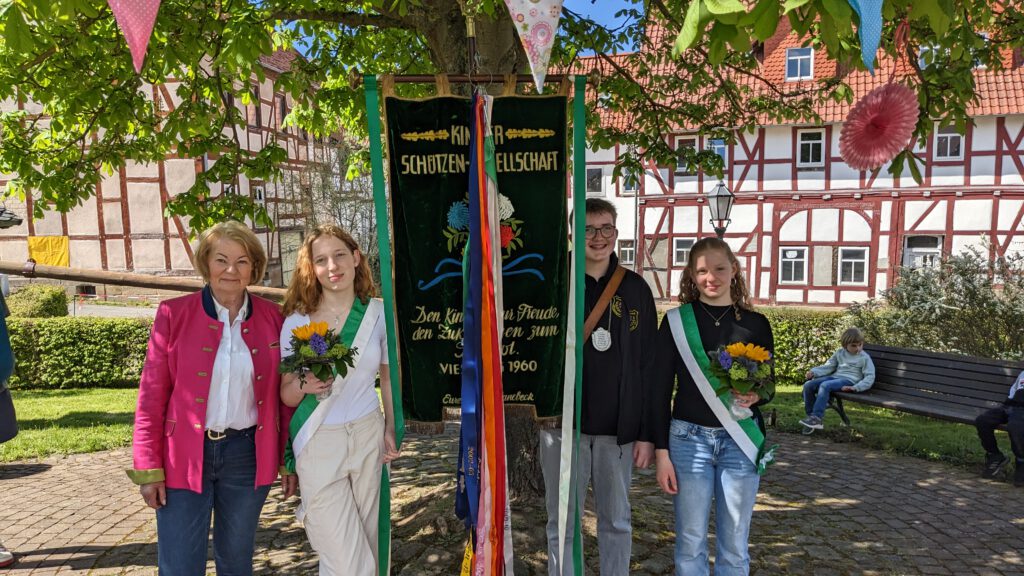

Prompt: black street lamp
[{"left": 707, "top": 180, "right": 734, "bottom": 239}]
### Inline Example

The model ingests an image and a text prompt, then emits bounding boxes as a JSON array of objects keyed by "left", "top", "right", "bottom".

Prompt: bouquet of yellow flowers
[
  {"left": 279, "top": 322, "right": 357, "bottom": 398},
  {"left": 708, "top": 342, "right": 774, "bottom": 419}
]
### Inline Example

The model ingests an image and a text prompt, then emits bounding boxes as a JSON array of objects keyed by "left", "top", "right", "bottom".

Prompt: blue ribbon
[{"left": 455, "top": 92, "right": 485, "bottom": 535}]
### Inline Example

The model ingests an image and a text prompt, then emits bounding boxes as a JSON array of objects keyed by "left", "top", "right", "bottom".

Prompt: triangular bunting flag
[
  {"left": 504, "top": 0, "right": 564, "bottom": 93},
  {"left": 108, "top": 0, "right": 162, "bottom": 73},
  {"left": 846, "top": 0, "right": 883, "bottom": 74}
]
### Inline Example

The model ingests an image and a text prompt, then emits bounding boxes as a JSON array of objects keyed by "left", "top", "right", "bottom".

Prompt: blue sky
[{"left": 563, "top": 0, "right": 633, "bottom": 28}]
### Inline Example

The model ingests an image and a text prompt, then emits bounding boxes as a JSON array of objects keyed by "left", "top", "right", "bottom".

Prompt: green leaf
[
  {"left": 4, "top": 6, "right": 35, "bottom": 54},
  {"left": 907, "top": 153, "right": 923, "bottom": 185},
  {"left": 782, "top": 0, "right": 813, "bottom": 14},
  {"left": 673, "top": 0, "right": 703, "bottom": 56},
  {"left": 821, "top": 0, "right": 852, "bottom": 21},
  {"left": 751, "top": 1, "right": 780, "bottom": 42},
  {"left": 704, "top": 0, "right": 745, "bottom": 15}
]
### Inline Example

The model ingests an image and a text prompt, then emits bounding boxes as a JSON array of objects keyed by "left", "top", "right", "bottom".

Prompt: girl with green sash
[
  {"left": 651, "top": 237, "right": 775, "bottom": 576},
  {"left": 280, "top": 225, "right": 400, "bottom": 576}
]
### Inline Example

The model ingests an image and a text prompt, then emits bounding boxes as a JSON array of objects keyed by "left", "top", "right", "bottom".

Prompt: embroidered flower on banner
[{"left": 443, "top": 194, "right": 524, "bottom": 256}]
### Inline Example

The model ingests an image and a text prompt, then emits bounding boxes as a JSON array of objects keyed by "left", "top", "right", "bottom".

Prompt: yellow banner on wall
[{"left": 27, "top": 236, "right": 70, "bottom": 267}]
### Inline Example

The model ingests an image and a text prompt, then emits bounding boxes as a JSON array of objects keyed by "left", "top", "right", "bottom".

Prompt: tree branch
[{"left": 269, "top": 8, "right": 408, "bottom": 29}]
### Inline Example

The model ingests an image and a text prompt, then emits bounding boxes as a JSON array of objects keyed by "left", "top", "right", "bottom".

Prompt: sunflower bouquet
[
  {"left": 708, "top": 342, "right": 775, "bottom": 420},
  {"left": 279, "top": 321, "right": 357, "bottom": 400}
]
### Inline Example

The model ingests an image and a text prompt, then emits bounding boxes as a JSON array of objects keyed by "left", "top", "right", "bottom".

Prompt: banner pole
[
  {"left": 365, "top": 74, "right": 403, "bottom": 576},
  {"left": 571, "top": 73, "right": 586, "bottom": 576}
]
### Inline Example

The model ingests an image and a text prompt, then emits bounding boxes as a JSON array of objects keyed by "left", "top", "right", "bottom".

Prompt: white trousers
[{"left": 296, "top": 410, "right": 384, "bottom": 576}]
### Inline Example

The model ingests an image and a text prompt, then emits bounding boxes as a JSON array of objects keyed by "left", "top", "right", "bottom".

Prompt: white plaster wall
[
  {"left": 838, "top": 290, "right": 869, "bottom": 304},
  {"left": 669, "top": 269, "right": 683, "bottom": 298},
  {"left": 779, "top": 211, "right": 808, "bottom": 242},
  {"left": 998, "top": 200, "right": 1024, "bottom": 230},
  {"left": 971, "top": 157, "right": 995, "bottom": 186},
  {"left": 776, "top": 289, "right": 803, "bottom": 302},
  {"left": 106, "top": 241, "right": 126, "bottom": 270},
  {"left": 807, "top": 290, "right": 834, "bottom": 304},
  {"left": 843, "top": 211, "right": 872, "bottom": 241},
  {"left": 644, "top": 206, "right": 667, "bottom": 235},
  {"left": 762, "top": 204, "right": 774, "bottom": 232},
  {"left": 904, "top": 200, "right": 947, "bottom": 231},
  {"left": 878, "top": 236, "right": 890, "bottom": 268},
  {"left": 124, "top": 161, "right": 158, "bottom": 179},
  {"left": 165, "top": 159, "right": 196, "bottom": 197},
  {"left": 881, "top": 201, "right": 892, "bottom": 232},
  {"left": 66, "top": 199, "right": 99, "bottom": 236},
  {"left": 811, "top": 209, "right": 839, "bottom": 242},
  {"left": 762, "top": 164, "right": 790, "bottom": 190},
  {"left": 930, "top": 165, "right": 965, "bottom": 187},
  {"left": 132, "top": 239, "right": 166, "bottom": 271},
  {"left": 70, "top": 239, "right": 101, "bottom": 269},
  {"left": 170, "top": 239, "right": 194, "bottom": 270},
  {"left": 875, "top": 272, "right": 888, "bottom": 292},
  {"left": 760, "top": 235, "right": 773, "bottom": 266},
  {"left": 725, "top": 204, "right": 758, "bottom": 234},
  {"left": 758, "top": 271, "right": 771, "bottom": 299},
  {"left": 0, "top": 240, "right": 27, "bottom": 261},
  {"left": 951, "top": 234, "right": 988, "bottom": 254},
  {"left": 33, "top": 214, "right": 62, "bottom": 236},
  {"left": 127, "top": 183, "right": 164, "bottom": 234},
  {"left": 673, "top": 206, "right": 700, "bottom": 234},
  {"left": 797, "top": 171, "right": 826, "bottom": 191},
  {"left": 953, "top": 199, "right": 993, "bottom": 231}
]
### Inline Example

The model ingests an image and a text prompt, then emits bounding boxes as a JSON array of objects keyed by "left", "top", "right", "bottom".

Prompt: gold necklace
[{"left": 699, "top": 302, "right": 733, "bottom": 327}]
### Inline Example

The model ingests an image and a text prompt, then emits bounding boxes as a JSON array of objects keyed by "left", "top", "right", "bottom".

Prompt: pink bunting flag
[
  {"left": 108, "top": 0, "right": 162, "bottom": 73},
  {"left": 504, "top": 0, "right": 564, "bottom": 93}
]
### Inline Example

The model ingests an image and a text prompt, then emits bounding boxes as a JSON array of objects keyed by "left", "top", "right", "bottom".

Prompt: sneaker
[
  {"left": 1015, "top": 463, "right": 1024, "bottom": 487},
  {"left": 799, "top": 415, "right": 824, "bottom": 430},
  {"left": 0, "top": 541, "right": 14, "bottom": 568},
  {"left": 981, "top": 452, "right": 1009, "bottom": 479}
]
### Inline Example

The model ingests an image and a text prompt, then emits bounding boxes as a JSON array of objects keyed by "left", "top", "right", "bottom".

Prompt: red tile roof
[{"left": 579, "top": 19, "right": 1024, "bottom": 131}]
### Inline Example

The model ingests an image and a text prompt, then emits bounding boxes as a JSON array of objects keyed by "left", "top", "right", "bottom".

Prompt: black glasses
[{"left": 585, "top": 225, "right": 617, "bottom": 239}]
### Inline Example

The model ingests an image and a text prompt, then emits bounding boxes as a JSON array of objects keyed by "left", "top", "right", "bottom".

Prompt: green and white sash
[
  {"left": 284, "top": 297, "right": 382, "bottom": 475},
  {"left": 666, "top": 304, "right": 777, "bottom": 475}
]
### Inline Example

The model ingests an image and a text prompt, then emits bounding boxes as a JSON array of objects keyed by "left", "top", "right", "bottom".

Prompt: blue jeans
[
  {"left": 669, "top": 419, "right": 759, "bottom": 576},
  {"left": 155, "top": 429, "right": 271, "bottom": 576},
  {"left": 803, "top": 376, "right": 853, "bottom": 419}
]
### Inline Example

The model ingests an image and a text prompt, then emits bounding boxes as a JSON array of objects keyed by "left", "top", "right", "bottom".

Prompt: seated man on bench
[{"left": 976, "top": 370, "right": 1024, "bottom": 486}]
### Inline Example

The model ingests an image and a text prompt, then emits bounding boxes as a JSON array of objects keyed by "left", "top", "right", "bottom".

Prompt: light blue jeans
[
  {"left": 802, "top": 376, "right": 854, "bottom": 418},
  {"left": 155, "top": 429, "right": 271, "bottom": 576},
  {"left": 669, "top": 419, "right": 759, "bottom": 576},
  {"left": 539, "top": 429, "right": 634, "bottom": 576}
]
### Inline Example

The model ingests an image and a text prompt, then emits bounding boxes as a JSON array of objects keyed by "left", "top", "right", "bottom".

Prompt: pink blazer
[{"left": 129, "top": 289, "right": 288, "bottom": 493}]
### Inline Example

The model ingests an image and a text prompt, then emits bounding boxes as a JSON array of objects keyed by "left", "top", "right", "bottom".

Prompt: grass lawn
[
  {"left": 0, "top": 388, "right": 137, "bottom": 462},
  {"left": 770, "top": 382, "right": 1014, "bottom": 470},
  {"left": 0, "top": 385, "right": 1016, "bottom": 473}
]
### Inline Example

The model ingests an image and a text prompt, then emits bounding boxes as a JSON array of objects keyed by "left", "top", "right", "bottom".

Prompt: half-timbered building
[
  {"left": 0, "top": 50, "right": 326, "bottom": 286},
  {"left": 587, "top": 24, "right": 1024, "bottom": 305}
]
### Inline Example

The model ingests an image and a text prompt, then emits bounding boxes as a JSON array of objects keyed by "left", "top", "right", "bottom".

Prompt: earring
[{"left": 731, "top": 277, "right": 737, "bottom": 286}]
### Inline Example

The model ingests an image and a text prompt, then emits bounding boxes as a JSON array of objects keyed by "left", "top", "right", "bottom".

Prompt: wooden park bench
[{"left": 828, "top": 344, "right": 1024, "bottom": 427}]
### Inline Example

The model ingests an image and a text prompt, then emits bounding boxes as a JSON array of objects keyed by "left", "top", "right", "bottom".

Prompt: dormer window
[
  {"left": 934, "top": 125, "right": 963, "bottom": 160},
  {"left": 786, "top": 47, "right": 814, "bottom": 81}
]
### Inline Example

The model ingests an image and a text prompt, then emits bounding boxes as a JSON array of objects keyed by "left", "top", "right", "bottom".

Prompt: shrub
[
  {"left": 7, "top": 317, "right": 151, "bottom": 389},
  {"left": 848, "top": 248, "right": 1024, "bottom": 360},
  {"left": 7, "top": 284, "right": 69, "bottom": 318},
  {"left": 760, "top": 307, "right": 851, "bottom": 383}
]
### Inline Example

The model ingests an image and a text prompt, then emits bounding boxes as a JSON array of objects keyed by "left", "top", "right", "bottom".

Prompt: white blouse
[{"left": 205, "top": 293, "right": 257, "bottom": 432}]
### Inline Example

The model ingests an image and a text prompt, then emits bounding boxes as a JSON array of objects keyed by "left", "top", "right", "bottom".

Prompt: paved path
[{"left": 2, "top": 428, "right": 1024, "bottom": 575}]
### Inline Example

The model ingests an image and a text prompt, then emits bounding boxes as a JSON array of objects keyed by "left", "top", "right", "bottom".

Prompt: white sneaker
[{"left": 0, "top": 542, "right": 14, "bottom": 568}]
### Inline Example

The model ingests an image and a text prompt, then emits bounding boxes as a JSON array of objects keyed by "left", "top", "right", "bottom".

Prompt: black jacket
[{"left": 582, "top": 254, "right": 658, "bottom": 445}]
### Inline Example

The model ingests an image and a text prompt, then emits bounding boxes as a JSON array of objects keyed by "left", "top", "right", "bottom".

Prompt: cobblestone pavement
[{"left": 2, "top": 427, "right": 1024, "bottom": 575}]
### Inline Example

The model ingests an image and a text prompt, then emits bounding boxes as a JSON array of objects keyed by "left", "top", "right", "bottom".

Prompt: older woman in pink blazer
[{"left": 127, "top": 221, "right": 295, "bottom": 576}]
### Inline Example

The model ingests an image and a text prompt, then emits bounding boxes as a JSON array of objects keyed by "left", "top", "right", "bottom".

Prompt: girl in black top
[{"left": 651, "top": 237, "right": 774, "bottom": 575}]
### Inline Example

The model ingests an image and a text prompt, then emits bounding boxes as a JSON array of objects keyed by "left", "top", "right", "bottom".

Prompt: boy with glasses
[{"left": 539, "top": 198, "right": 657, "bottom": 575}]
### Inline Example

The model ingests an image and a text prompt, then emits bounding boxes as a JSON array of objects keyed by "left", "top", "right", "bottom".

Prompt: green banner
[{"left": 385, "top": 95, "right": 568, "bottom": 423}]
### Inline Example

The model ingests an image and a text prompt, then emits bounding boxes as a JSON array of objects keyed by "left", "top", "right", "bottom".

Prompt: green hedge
[
  {"left": 7, "top": 317, "right": 152, "bottom": 389},
  {"left": 761, "top": 307, "right": 851, "bottom": 383},
  {"left": 7, "top": 284, "right": 69, "bottom": 318}
]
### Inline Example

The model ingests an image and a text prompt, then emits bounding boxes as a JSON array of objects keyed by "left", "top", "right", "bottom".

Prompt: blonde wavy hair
[
  {"left": 193, "top": 221, "right": 267, "bottom": 285},
  {"left": 281, "top": 225, "right": 377, "bottom": 316},
  {"left": 678, "top": 237, "right": 753, "bottom": 315}
]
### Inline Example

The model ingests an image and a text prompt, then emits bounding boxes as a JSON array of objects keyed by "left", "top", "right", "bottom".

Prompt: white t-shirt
[{"left": 280, "top": 307, "right": 388, "bottom": 425}]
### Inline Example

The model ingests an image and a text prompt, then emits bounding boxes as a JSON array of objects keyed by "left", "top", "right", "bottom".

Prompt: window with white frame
[
  {"left": 786, "top": 47, "right": 814, "bottom": 81},
  {"left": 934, "top": 125, "right": 963, "bottom": 160},
  {"left": 586, "top": 168, "right": 604, "bottom": 195},
  {"left": 838, "top": 247, "right": 868, "bottom": 285},
  {"left": 675, "top": 136, "right": 697, "bottom": 175},
  {"left": 673, "top": 238, "right": 695, "bottom": 266},
  {"left": 902, "top": 235, "right": 943, "bottom": 269},
  {"left": 621, "top": 167, "right": 640, "bottom": 196},
  {"left": 918, "top": 45, "right": 939, "bottom": 69},
  {"left": 708, "top": 138, "right": 728, "bottom": 170},
  {"left": 974, "top": 33, "right": 990, "bottom": 69},
  {"left": 780, "top": 247, "right": 807, "bottom": 283},
  {"left": 618, "top": 239, "right": 636, "bottom": 265},
  {"left": 797, "top": 130, "right": 825, "bottom": 168}
]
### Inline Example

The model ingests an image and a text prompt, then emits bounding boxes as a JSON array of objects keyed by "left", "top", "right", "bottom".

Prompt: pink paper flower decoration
[{"left": 839, "top": 83, "right": 919, "bottom": 171}]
